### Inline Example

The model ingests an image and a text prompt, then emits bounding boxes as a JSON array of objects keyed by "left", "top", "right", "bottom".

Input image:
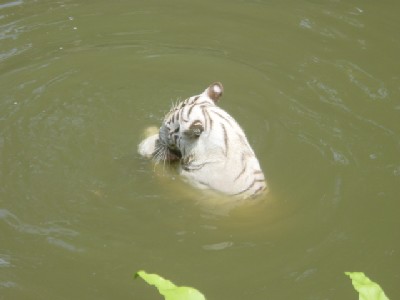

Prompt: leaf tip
[{"left": 134, "top": 270, "right": 145, "bottom": 279}]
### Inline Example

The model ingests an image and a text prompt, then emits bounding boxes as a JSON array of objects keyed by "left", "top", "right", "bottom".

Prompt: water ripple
[
  {"left": 202, "top": 241, "right": 233, "bottom": 251},
  {"left": 307, "top": 78, "right": 350, "bottom": 112},
  {"left": 0, "top": 0, "right": 23, "bottom": 10},
  {"left": 47, "top": 237, "right": 84, "bottom": 253},
  {"left": 0, "top": 255, "right": 11, "bottom": 268},
  {"left": 336, "top": 60, "right": 389, "bottom": 101},
  {"left": 0, "top": 43, "right": 32, "bottom": 62},
  {"left": 0, "top": 209, "right": 79, "bottom": 237}
]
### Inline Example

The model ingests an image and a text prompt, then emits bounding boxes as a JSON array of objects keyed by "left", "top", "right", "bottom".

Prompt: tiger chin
[{"left": 138, "top": 82, "right": 268, "bottom": 200}]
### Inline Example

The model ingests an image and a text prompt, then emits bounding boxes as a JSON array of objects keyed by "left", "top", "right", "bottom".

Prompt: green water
[{"left": 1, "top": 0, "right": 399, "bottom": 299}]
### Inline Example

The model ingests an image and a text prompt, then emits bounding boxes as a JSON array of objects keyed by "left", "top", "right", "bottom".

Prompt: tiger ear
[{"left": 207, "top": 82, "right": 223, "bottom": 103}]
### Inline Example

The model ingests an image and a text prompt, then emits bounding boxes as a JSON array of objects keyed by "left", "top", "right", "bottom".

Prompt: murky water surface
[{"left": 1, "top": 1, "right": 399, "bottom": 299}]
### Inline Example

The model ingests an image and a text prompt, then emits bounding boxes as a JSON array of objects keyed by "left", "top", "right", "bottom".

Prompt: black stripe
[
  {"left": 182, "top": 162, "right": 211, "bottom": 171},
  {"left": 186, "top": 103, "right": 196, "bottom": 120},
  {"left": 253, "top": 170, "right": 265, "bottom": 180},
  {"left": 231, "top": 179, "right": 265, "bottom": 196},
  {"left": 234, "top": 165, "right": 247, "bottom": 182},
  {"left": 201, "top": 107, "right": 210, "bottom": 132},
  {"left": 210, "top": 110, "right": 234, "bottom": 128},
  {"left": 221, "top": 123, "right": 228, "bottom": 155},
  {"left": 180, "top": 105, "right": 188, "bottom": 122},
  {"left": 254, "top": 185, "right": 266, "bottom": 194},
  {"left": 234, "top": 154, "right": 247, "bottom": 181},
  {"left": 249, "top": 186, "right": 267, "bottom": 199},
  {"left": 177, "top": 137, "right": 182, "bottom": 151},
  {"left": 179, "top": 101, "right": 186, "bottom": 109}
]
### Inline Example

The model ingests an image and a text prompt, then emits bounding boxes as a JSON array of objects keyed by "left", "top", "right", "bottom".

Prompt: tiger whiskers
[
  {"left": 152, "top": 140, "right": 170, "bottom": 172},
  {"left": 152, "top": 145, "right": 165, "bottom": 166},
  {"left": 169, "top": 97, "right": 184, "bottom": 113}
]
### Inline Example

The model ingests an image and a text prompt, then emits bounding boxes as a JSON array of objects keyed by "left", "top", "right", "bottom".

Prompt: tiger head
[
  {"left": 155, "top": 82, "right": 224, "bottom": 163},
  {"left": 140, "top": 82, "right": 267, "bottom": 198}
]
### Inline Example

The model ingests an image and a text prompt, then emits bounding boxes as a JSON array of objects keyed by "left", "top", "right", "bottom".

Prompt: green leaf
[
  {"left": 345, "top": 272, "right": 389, "bottom": 300},
  {"left": 135, "top": 270, "right": 206, "bottom": 300}
]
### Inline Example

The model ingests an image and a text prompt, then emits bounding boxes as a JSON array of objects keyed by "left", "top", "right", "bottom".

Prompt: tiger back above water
[{"left": 138, "top": 82, "right": 267, "bottom": 199}]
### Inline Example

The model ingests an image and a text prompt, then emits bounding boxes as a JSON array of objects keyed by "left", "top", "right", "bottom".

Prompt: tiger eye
[{"left": 188, "top": 120, "right": 204, "bottom": 137}]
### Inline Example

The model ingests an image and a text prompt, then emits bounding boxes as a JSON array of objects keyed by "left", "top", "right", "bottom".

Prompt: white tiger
[{"left": 138, "top": 82, "right": 267, "bottom": 199}]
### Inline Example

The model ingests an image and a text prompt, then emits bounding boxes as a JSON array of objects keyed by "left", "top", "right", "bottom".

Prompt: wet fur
[{"left": 138, "top": 82, "right": 267, "bottom": 199}]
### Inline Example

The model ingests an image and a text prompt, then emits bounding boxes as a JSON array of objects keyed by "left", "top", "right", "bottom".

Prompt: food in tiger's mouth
[{"left": 138, "top": 82, "right": 267, "bottom": 199}]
